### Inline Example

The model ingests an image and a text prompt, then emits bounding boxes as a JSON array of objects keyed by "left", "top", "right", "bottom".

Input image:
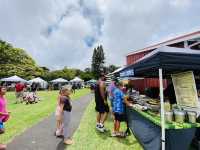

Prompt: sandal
[
  {"left": 64, "top": 139, "right": 73, "bottom": 145},
  {"left": 116, "top": 132, "right": 126, "bottom": 138}
]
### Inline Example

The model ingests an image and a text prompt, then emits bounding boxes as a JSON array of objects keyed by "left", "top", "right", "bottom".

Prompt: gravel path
[{"left": 7, "top": 94, "right": 93, "bottom": 150}]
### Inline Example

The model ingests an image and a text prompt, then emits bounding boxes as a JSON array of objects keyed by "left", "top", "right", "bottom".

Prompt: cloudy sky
[{"left": 0, "top": 0, "right": 200, "bottom": 70}]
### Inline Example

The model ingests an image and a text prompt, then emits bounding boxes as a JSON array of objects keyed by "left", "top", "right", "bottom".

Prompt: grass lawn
[
  {"left": 68, "top": 100, "right": 143, "bottom": 150},
  {"left": 0, "top": 88, "right": 90, "bottom": 144}
]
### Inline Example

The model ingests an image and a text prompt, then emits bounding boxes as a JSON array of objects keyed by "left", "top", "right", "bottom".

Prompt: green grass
[
  {"left": 68, "top": 100, "right": 143, "bottom": 150},
  {"left": 0, "top": 88, "right": 90, "bottom": 144}
]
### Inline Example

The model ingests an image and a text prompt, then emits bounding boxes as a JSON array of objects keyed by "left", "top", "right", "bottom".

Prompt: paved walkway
[{"left": 7, "top": 94, "right": 93, "bottom": 150}]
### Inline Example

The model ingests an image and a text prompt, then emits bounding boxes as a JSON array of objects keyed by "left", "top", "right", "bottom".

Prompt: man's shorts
[
  {"left": 95, "top": 102, "right": 109, "bottom": 113},
  {"left": 114, "top": 113, "right": 126, "bottom": 122}
]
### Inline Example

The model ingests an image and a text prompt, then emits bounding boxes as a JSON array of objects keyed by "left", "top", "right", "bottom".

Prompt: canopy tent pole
[{"left": 159, "top": 68, "right": 165, "bottom": 150}]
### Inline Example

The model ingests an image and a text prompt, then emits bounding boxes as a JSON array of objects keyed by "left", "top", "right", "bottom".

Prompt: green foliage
[
  {"left": 0, "top": 40, "right": 43, "bottom": 79},
  {"left": 104, "top": 65, "right": 120, "bottom": 74},
  {"left": 91, "top": 45, "right": 105, "bottom": 79},
  {"left": 43, "top": 67, "right": 94, "bottom": 81},
  {"left": 0, "top": 40, "right": 110, "bottom": 81}
]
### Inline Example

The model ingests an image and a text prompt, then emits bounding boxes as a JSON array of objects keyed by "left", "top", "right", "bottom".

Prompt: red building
[{"left": 127, "top": 30, "right": 200, "bottom": 93}]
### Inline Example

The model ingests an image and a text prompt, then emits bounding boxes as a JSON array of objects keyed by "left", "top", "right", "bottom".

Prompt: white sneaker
[{"left": 96, "top": 125, "right": 105, "bottom": 133}]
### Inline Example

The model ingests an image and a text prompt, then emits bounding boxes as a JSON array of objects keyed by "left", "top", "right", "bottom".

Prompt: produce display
[{"left": 128, "top": 91, "right": 200, "bottom": 129}]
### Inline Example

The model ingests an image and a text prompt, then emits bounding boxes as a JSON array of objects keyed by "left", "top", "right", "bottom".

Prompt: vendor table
[{"left": 126, "top": 106, "right": 200, "bottom": 150}]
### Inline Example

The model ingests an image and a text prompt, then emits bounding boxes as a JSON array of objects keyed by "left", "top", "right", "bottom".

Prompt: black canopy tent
[
  {"left": 118, "top": 46, "right": 200, "bottom": 78},
  {"left": 118, "top": 46, "right": 200, "bottom": 150}
]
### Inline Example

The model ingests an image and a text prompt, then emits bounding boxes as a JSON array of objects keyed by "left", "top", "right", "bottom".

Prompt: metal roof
[{"left": 127, "top": 30, "right": 200, "bottom": 56}]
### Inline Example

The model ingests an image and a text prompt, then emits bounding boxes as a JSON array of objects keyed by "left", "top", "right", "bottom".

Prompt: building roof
[{"left": 127, "top": 30, "right": 200, "bottom": 56}]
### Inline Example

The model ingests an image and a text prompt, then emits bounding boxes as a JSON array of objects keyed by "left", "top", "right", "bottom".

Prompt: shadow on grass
[
  {"left": 95, "top": 129, "right": 111, "bottom": 140},
  {"left": 115, "top": 135, "right": 139, "bottom": 146},
  {"left": 95, "top": 127, "right": 138, "bottom": 147}
]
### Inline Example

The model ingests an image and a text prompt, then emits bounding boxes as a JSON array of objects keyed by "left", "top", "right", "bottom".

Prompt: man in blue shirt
[{"left": 112, "top": 81, "right": 125, "bottom": 137}]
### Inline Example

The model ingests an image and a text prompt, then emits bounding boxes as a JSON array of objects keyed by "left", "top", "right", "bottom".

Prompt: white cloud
[
  {"left": 169, "top": 0, "right": 191, "bottom": 8},
  {"left": 0, "top": 0, "right": 200, "bottom": 70}
]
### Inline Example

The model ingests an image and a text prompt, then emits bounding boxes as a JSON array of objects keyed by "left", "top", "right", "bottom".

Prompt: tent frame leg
[{"left": 159, "top": 68, "right": 165, "bottom": 150}]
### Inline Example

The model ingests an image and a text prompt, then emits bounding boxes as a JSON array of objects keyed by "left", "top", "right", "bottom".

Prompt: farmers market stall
[
  {"left": 0, "top": 75, "right": 27, "bottom": 83},
  {"left": 118, "top": 46, "right": 200, "bottom": 150},
  {"left": 50, "top": 78, "right": 68, "bottom": 90},
  {"left": 28, "top": 77, "right": 48, "bottom": 89}
]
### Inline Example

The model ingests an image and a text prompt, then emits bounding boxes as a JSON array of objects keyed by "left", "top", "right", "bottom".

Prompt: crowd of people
[
  {"left": 15, "top": 82, "right": 39, "bottom": 104},
  {"left": 52, "top": 73, "right": 133, "bottom": 147},
  {"left": 94, "top": 73, "right": 132, "bottom": 137}
]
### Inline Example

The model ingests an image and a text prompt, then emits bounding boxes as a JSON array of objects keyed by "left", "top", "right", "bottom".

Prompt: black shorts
[
  {"left": 114, "top": 113, "right": 126, "bottom": 122},
  {"left": 95, "top": 103, "right": 109, "bottom": 113}
]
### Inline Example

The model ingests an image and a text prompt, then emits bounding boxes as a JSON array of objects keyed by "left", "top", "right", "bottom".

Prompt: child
[
  {"left": 55, "top": 90, "right": 64, "bottom": 137},
  {"left": 60, "top": 86, "right": 73, "bottom": 145},
  {"left": 0, "top": 86, "right": 10, "bottom": 134},
  {"left": 112, "top": 82, "right": 126, "bottom": 137}
]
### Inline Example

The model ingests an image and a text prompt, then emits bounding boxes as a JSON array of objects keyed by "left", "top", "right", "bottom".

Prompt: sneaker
[
  {"left": 96, "top": 125, "right": 105, "bottom": 133},
  {"left": 64, "top": 139, "right": 73, "bottom": 145},
  {"left": 96, "top": 124, "right": 100, "bottom": 130}
]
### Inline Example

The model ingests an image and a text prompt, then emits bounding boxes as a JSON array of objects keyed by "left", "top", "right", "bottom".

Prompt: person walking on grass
[
  {"left": 15, "top": 82, "right": 25, "bottom": 104},
  {"left": 94, "top": 73, "right": 109, "bottom": 133},
  {"left": 59, "top": 86, "right": 73, "bottom": 145}
]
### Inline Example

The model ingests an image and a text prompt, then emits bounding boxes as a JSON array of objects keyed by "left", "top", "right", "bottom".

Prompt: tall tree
[
  {"left": 0, "top": 40, "right": 44, "bottom": 79},
  {"left": 107, "top": 65, "right": 120, "bottom": 73},
  {"left": 91, "top": 45, "right": 105, "bottom": 79}
]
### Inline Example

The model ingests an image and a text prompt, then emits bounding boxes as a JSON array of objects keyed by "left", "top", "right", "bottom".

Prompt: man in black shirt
[{"left": 94, "top": 73, "right": 109, "bottom": 132}]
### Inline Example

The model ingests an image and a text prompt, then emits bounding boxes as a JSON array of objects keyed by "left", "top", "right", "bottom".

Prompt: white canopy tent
[
  {"left": 50, "top": 78, "right": 69, "bottom": 90},
  {"left": 0, "top": 75, "right": 27, "bottom": 83},
  {"left": 87, "top": 79, "right": 97, "bottom": 83},
  {"left": 28, "top": 77, "right": 48, "bottom": 89},
  {"left": 70, "top": 77, "right": 84, "bottom": 82},
  {"left": 50, "top": 78, "right": 68, "bottom": 83}
]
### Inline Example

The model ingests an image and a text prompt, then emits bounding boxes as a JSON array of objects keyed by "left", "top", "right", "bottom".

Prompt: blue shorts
[{"left": 0, "top": 121, "right": 4, "bottom": 129}]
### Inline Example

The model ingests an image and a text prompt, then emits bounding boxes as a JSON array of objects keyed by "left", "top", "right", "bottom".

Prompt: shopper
[
  {"left": 112, "top": 81, "right": 126, "bottom": 137},
  {"left": 15, "top": 82, "right": 25, "bottom": 103},
  {"left": 94, "top": 73, "right": 109, "bottom": 133}
]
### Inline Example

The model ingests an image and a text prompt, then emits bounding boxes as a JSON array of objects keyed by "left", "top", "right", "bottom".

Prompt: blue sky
[{"left": 0, "top": 0, "right": 200, "bottom": 70}]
